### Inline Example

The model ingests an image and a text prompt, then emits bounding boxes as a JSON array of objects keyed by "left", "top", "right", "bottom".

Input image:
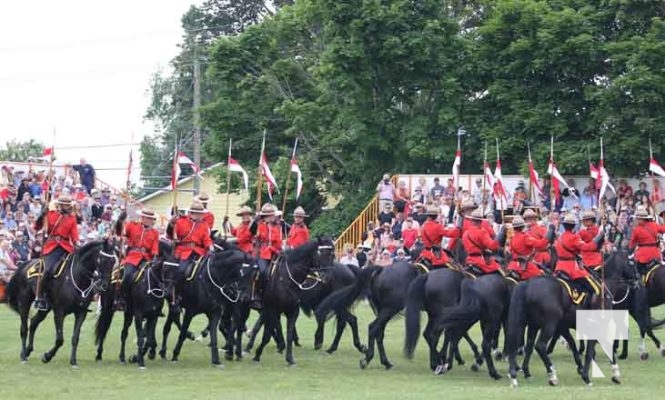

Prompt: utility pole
[{"left": 192, "top": 55, "right": 202, "bottom": 195}]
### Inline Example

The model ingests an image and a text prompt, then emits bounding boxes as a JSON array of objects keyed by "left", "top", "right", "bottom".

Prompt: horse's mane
[
  {"left": 283, "top": 240, "right": 319, "bottom": 263},
  {"left": 77, "top": 240, "right": 104, "bottom": 265}
]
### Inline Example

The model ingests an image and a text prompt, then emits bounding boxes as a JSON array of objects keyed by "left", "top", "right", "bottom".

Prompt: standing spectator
[
  {"left": 16, "top": 178, "right": 30, "bottom": 201},
  {"left": 70, "top": 158, "right": 96, "bottom": 194},
  {"left": 392, "top": 212, "right": 404, "bottom": 239},
  {"left": 100, "top": 187, "right": 112, "bottom": 207},
  {"left": 339, "top": 244, "right": 359, "bottom": 267},
  {"left": 91, "top": 191, "right": 103, "bottom": 220},
  {"left": 430, "top": 177, "right": 444, "bottom": 200},
  {"left": 580, "top": 179, "right": 597, "bottom": 210},
  {"left": 439, "top": 196, "right": 452, "bottom": 223},
  {"left": 394, "top": 181, "right": 409, "bottom": 213},
  {"left": 634, "top": 181, "right": 650, "bottom": 201},
  {"left": 29, "top": 174, "right": 43, "bottom": 199},
  {"left": 617, "top": 179, "right": 633, "bottom": 201},
  {"left": 376, "top": 174, "right": 396, "bottom": 211},
  {"left": 16, "top": 193, "right": 31, "bottom": 214},
  {"left": 417, "top": 177, "right": 429, "bottom": 202}
]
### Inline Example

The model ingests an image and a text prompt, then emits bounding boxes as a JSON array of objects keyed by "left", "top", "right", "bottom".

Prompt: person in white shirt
[{"left": 339, "top": 245, "right": 360, "bottom": 267}]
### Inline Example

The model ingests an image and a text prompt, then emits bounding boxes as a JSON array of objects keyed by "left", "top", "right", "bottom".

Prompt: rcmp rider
[
  {"left": 250, "top": 203, "right": 282, "bottom": 274},
  {"left": 194, "top": 192, "right": 215, "bottom": 233},
  {"left": 227, "top": 206, "right": 255, "bottom": 255},
  {"left": 553, "top": 212, "right": 604, "bottom": 302},
  {"left": 33, "top": 195, "right": 80, "bottom": 310},
  {"left": 116, "top": 207, "right": 160, "bottom": 303},
  {"left": 167, "top": 201, "right": 214, "bottom": 289},
  {"left": 523, "top": 208, "right": 551, "bottom": 268},
  {"left": 579, "top": 210, "right": 603, "bottom": 270},
  {"left": 462, "top": 208, "right": 501, "bottom": 276},
  {"left": 629, "top": 207, "right": 665, "bottom": 278},
  {"left": 417, "top": 206, "right": 461, "bottom": 270},
  {"left": 506, "top": 216, "right": 549, "bottom": 281},
  {"left": 286, "top": 206, "right": 310, "bottom": 249}
]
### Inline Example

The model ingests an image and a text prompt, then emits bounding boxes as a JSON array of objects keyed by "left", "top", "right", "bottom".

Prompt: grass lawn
[{"left": 1, "top": 301, "right": 665, "bottom": 400}]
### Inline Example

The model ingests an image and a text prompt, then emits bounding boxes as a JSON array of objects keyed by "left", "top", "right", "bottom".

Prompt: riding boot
[{"left": 34, "top": 253, "right": 61, "bottom": 310}]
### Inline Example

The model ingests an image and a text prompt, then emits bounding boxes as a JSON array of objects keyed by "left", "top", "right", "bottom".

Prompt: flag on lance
[
  {"left": 493, "top": 159, "right": 508, "bottom": 202},
  {"left": 171, "top": 147, "right": 181, "bottom": 191},
  {"left": 650, "top": 158, "right": 665, "bottom": 178},
  {"left": 290, "top": 159, "right": 303, "bottom": 200},
  {"left": 527, "top": 143, "right": 543, "bottom": 197},
  {"left": 547, "top": 159, "right": 574, "bottom": 202},
  {"left": 452, "top": 150, "right": 461, "bottom": 188},
  {"left": 177, "top": 151, "right": 202, "bottom": 178},
  {"left": 228, "top": 157, "right": 249, "bottom": 190},
  {"left": 484, "top": 161, "right": 494, "bottom": 189},
  {"left": 260, "top": 153, "right": 279, "bottom": 199}
]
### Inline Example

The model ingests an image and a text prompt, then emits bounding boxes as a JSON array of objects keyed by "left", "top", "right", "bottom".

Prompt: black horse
[
  {"left": 505, "top": 274, "right": 616, "bottom": 387},
  {"left": 629, "top": 256, "right": 665, "bottom": 359},
  {"left": 316, "top": 261, "right": 423, "bottom": 370},
  {"left": 435, "top": 272, "right": 513, "bottom": 380},
  {"left": 6, "top": 239, "right": 116, "bottom": 366},
  {"left": 252, "top": 237, "right": 335, "bottom": 365},
  {"left": 403, "top": 268, "right": 483, "bottom": 372},
  {"left": 162, "top": 247, "right": 250, "bottom": 366}
]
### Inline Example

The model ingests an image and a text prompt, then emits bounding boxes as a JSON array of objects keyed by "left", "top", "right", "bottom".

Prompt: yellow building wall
[{"left": 140, "top": 174, "right": 249, "bottom": 230}]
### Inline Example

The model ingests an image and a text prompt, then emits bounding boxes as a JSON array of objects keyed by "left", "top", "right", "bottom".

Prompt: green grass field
[{"left": 1, "top": 302, "right": 665, "bottom": 400}]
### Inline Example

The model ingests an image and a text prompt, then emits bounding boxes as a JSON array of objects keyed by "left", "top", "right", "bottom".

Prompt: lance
[
  {"left": 496, "top": 138, "right": 504, "bottom": 223},
  {"left": 281, "top": 137, "right": 298, "bottom": 215},
  {"left": 256, "top": 130, "right": 266, "bottom": 212},
  {"left": 34, "top": 127, "right": 56, "bottom": 309},
  {"left": 225, "top": 138, "right": 232, "bottom": 238},
  {"left": 482, "top": 141, "right": 487, "bottom": 217}
]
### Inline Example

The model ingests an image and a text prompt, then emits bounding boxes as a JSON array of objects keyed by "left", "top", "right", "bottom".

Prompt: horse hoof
[
  {"left": 288, "top": 362, "right": 297, "bottom": 368},
  {"left": 358, "top": 345, "right": 368, "bottom": 353},
  {"left": 148, "top": 350, "right": 156, "bottom": 360},
  {"left": 587, "top": 382, "right": 594, "bottom": 387},
  {"left": 324, "top": 348, "right": 335, "bottom": 355},
  {"left": 548, "top": 378, "right": 559, "bottom": 386},
  {"left": 517, "top": 348, "right": 524, "bottom": 356},
  {"left": 235, "top": 356, "right": 243, "bottom": 361},
  {"left": 383, "top": 362, "right": 393, "bottom": 370},
  {"left": 224, "top": 354, "right": 233, "bottom": 361},
  {"left": 41, "top": 354, "right": 51, "bottom": 364},
  {"left": 129, "top": 355, "right": 138, "bottom": 364},
  {"left": 277, "top": 347, "right": 285, "bottom": 354},
  {"left": 434, "top": 364, "right": 446, "bottom": 375},
  {"left": 612, "top": 377, "right": 621, "bottom": 384},
  {"left": 294, "top": 341, "right": 302, "bottom": 348},
  {"left": 618, "top": 353, "right": 628, "bottom": 360},
  {"left": 252, "top": 358, "right": 261, "bottom": 364},
  {"left": 159, "top": 350, "right": 166, "bottom": 360},
  {"left": 492, "top": 373, "right": 502, "bottom": 381},
  {"left": 213, "top": 363, "right": 225, "bottom": 369},
  {"left": 457, "top": 359, "right": 466, "bottom": 366},
  {"left": 471, "top": 363, "right": 479, "bottom": 372},
  {"left": 660, "top": 347, "right": 665, "bottom": 357},
  {"left": 359, "top": 358, "right": 368, "bottom": 370},
  {"left": 314, "top": 343, "right": 322, "bottom": 351},
  {"left": 640, "top": 352, "right": 649, "bottom": 361},
  {"left": 510, "top": 378, "right": 519, "bottom": 388},
  {"left": 71, "top": 364, "right": 79, "bottom": 369},
  {"left": 21, "top": 360, "right": 27, "bottom": 365}
]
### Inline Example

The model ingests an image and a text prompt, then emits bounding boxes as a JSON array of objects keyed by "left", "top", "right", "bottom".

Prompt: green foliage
[
  {"left": 0, "top": 139, "right": 44, "bottom": 161},
  {"left": 145, "top": 0, "right": 665, "bottom": 234}
]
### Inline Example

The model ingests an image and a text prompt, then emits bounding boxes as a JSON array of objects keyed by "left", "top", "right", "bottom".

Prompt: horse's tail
[
  {"left": 5, "top": 272, "right": 22, "bottom": 313},
  {"left": 437, "top": 283, "right": 482, "bottom": 330},
  {"left": 94, "top": 291, "right": 115, "bottom": 346},
  {"left": 315, "top": 266, "right": 380, "bottom": 324},
  {"left": 404, "top": 273, "right": 428, "bottom": 359},
  {"left": 505, "top": 282, "right": 528, "bottom": 354}
]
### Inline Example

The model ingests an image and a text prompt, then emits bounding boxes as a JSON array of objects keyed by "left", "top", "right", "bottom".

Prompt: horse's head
[
  {"left": 78, "top": 237, "right": 117, "bottom": 292},
  {"left": 237, "top": 260, "right": 260, "bottom": 303},
  {"left": 316, "top": 235, "right": 335, "bottom": 268},
  {"left": 604, "top": 245, "right": 637, "bottom": 283},
  {"left": 209, "top": 248, "right": 249, "bottom": 286}
]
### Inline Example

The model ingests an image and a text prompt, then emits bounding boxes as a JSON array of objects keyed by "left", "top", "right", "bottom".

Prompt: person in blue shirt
[{"left": 71, "top": 158, "right": 96, "bottom": 194}]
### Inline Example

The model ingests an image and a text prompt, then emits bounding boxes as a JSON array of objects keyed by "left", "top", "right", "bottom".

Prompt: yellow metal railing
[{"left": 334, "top": 175, "right": 398, "bottom": 258}]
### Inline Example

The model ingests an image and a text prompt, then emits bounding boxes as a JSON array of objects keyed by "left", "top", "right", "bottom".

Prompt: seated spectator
[
  {"left": 378, "top": 224, "right": 393, "bottom": 248},
  {"left": 411, "top": 186, "right": 426, "bottom": 205},
  {"left": 3, "top": 211, "right": 17, "bottom": 231},
  {"left": 394, "top": 248, "right": 409, "bottom": 262},
  {"left": 374, "top": 249, "right": 393, "bottom": 267},
  {"left": 444, "top": 178, "right": 456, "bottom": 198},
  {"left": 378, "top": 203, "right": 395, "bottom": 226},
  {"left": 0, "top": 239, "right": 16, "bottom": 277},
  {"left": 339, "top": 243, "right": 359, "bottom": 267},
  {"left": 617, "top": 179, "right": 633, "bottom": 201},
  {"left": 101, "top": 204, "right": 113, "bottom": 222},
  {"left": 91, "top": 190, "right": 103, "bottom": 220},
  {"left": 401, "top": 217, "right": 419, "bottom": 250},
  {"left": 100, "top": 187, "right": 112, "bottom": 206},
  {"left": 634, "top": 181, "right": 650, "bottom": 201},
  {"left": 11, "top": 230, "right": 30, "bottom": 264},
  {"left": 392, "top": 212, "right": 404, "bottom": 239},
  {"left": 411, "top": 203, "right": 427, "bottom": 226},
  {"left": 361, "top": 222, "right": 377, "bottom": 249}
]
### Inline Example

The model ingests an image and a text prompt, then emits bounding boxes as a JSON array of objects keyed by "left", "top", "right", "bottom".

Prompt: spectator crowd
[
  {"left": 338, "top": 173, "right": 665, "bottom": 267},
  {"left": 0, "top": 158, "right": 137, "bottom": 298}
]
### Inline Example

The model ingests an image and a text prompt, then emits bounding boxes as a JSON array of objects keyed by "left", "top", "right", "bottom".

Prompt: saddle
[
  {"left": 25, "top": 254, "right": 71, "bottom": 280},
  {"left": 555, "top": 276, "right": 586, "bottom": 306},
  {"left": 185, "top": 257, "right": 205, "bottom": 282},
  {"left": 464, "top": 264, "right": 506, "bottom": 280},
  {"left": 133, "top": 261, "right": 152, "bottom": 284},
  {"left": 644, "top": 262, "right": 661, "bottom": 285}
]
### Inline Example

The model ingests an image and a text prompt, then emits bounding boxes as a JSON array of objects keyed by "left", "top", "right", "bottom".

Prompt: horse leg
[
  {"left": 376, "top": 308, "right": 398, "bottom": 370},
  {"left": 159, "top": 308, "right": 175, "bottom": 360},
  {"left": 171, "top": 310, "right": 195, "bottom": 362},
  {"left": 42, "top": 310, "right": 64, "bottom": 364},
  {"left": 146, "top": 315, "right": 158, "bottom": 361},
  {"left": 361, "top": 309, "right": 388, "bottom": 369},
  {"left": 325, "top": 312, "right": 347, "bottom": 354},
  {"left": 293, "top": 324, "right": 301, "bottom": 347},
  {"left": 314, "top": 317, "right": 325, "bottom": 351},
  {"left": 345, "top": 310, "right": 366, "bottom": 354},
  {"left": 119, "top": 310, "right": 132, "bottom": 363},
  {"left": 245, "top": 312, "right": 264, "bottom": 352},
  {"left": 580, "top": 339, "right": 597, "bottom": 385},
  {"left": 533, "top": 324, "right": 558, "bottom": 386},
  {"left": 482, "top": 321, "right": 502, "bottom": 380},
  {"left": 521, "top": 325, "right": 538, "bottom": 379},
  {"left": 422, "top": 317, "right": 439, "bottom": 371},
  {"left": 207, "top": 312, "right": 223, "bottom": 366},
  {"left": 133, "top": 314, "right": 146, "bottom": 369},
  {"left": 274, "top": 318, "right": 286, "bottom": 353},
  {"left": 26, "top": 309, "right": 49, "bottom": 358},
  {"left": 285, "top": 309, "right": 299, "bottom": 366},
  {"left": 19, "top": 303, "right": 30, "bottom": 362},
  {"left": 463, "top": 332, "right": 483, "bottom": 367},
  {"left": 253, "top": 311, "right": 275, "bottom": 362},
  {"left": 559, "top": 329, "right": 584, "bottom": 376},
  {"left": 69, "top": 310, "right": 87, "bottom": 367}
]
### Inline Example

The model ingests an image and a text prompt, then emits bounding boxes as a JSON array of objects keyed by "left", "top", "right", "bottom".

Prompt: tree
[{"left": 0, "top": 139, "right": 44, "bottom": 161}]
